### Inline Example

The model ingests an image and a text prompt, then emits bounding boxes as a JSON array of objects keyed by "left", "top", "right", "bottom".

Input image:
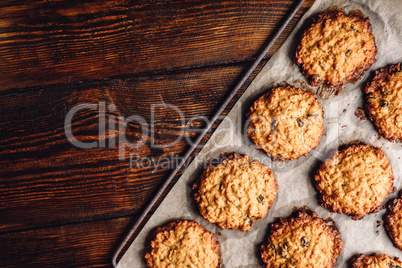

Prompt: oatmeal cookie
[
  {"left": 144, "top": 220, "right": 221, "bottom": 268},
  {"left": 364, "top": 63, "right": 402, "bottom": 142},
  {"left": 385, "top": 192, "right": 402, "bottom": 251},
  {"left": 260, "top": 207, "right": 343, "bottom": 268},
  {"left": 314, "top": 143, "right": 395, "bottom": 220},
  {"left": 246, "top": 86, "right": 324, "bottom": 161},
  {"left": 295, "top": 10, "right": 377, "bottom": 87},
  {"left": 193, "top": 153, "right": 278, "bottom": 232},
  {"left": 350, "top": 253, "right": 402, "bottom": 268}
]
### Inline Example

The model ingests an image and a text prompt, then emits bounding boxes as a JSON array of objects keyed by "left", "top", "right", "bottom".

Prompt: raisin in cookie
[
  {"left": 350, "top": 253, "right": 402, "bottom": 268},
  {"left": 314, "top": 143, "right": 395, "bottom": 220},
  {"left": 247, "top": 86, "right": 324, "bottom": 161},
  {"left": 385, "top": 192, "right": 402, "bottom": 251},
  {"left": 295, "top": 10, "right": 377, "bottom": 87},
  {"left": 145, "top": 220, "right": 221, "bottom": 268},
  {"left": 193, "top": 153, "right": 278, "bottom": 232},
  {"left": 364, "top": 63, "right": 402, "bottom": 142},
  {"left": 260, "top": 207, "right": 343, "bottom": 268}
]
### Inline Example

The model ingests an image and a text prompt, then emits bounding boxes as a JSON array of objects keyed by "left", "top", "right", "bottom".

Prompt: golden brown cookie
[
  {"left": 350, "top": 253, "right": 402, "bottom": 268},
  {"left": 145, "top": 220, "right": 221, "bottom": 268},
  {"left": 246, "top": 86, "right": 324, "bottom": 161},
  {"left": 385, "top": 192, "right": 402, "bottom": 251},
  {"left": 364, "top": 63, "right": 402, "bottom": 142},
  {"left": 295, "top": 10, "right": 377, "bottom": 87},
  {"left": 260, "top": 207, "right": 343, "bottom": 268},
  {"left": 193, "top": 153, "right": 278, "bottom": 232},
  {"left": 314, "top": 143, "right": 395, "bottom": 220}
]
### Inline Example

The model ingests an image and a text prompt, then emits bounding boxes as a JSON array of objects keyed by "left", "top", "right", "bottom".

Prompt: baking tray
[
  {"left": 112, "top": 0, "right": 306, "bottom": 265},
  {"left": 115, "top": 0, "right": 402, "bottom": 266}
]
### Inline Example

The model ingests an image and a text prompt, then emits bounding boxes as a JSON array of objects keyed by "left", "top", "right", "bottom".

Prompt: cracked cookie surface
[
  {"left": 247, "top": 86, "right": 324, "bottom": 161},
  {"left": 145, "top": 220, "right": 221, "bottom": 268},
  {"left": 295, "top": 10, "right": 377, "bottom": 87},
  {"left": 365, "top": 63, "right": 402, "bottom": 142},
  {"left": 314, "top": 143, "right": 395, "bottom": 220},
  {"left": 193, "top": 153, "right": 278, "bottom": 231},
  {"left": 260, "top": 207, "right": 343, "bottom": 268},
  {"left": 385, "top": 192, "right": 402, "bottom": 251},
  {"left": 350, "top": 253, "right": 402, "bottom": 268}
]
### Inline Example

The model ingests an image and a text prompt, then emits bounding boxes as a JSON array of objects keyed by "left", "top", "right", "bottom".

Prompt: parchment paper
[{"left": 117, "top": 0, "right": 402, "bottom": 266}]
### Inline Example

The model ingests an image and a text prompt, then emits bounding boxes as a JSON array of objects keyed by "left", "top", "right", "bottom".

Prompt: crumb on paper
[{"left": 355, "top": 107, "right": 368, "bottom": 120}]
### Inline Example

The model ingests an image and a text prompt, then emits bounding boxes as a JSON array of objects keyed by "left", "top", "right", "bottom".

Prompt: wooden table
[{"left": 0, "top": 1, "right": 314, "bottom": 267}]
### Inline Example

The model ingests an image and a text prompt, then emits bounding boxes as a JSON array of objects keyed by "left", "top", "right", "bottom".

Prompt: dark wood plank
[
  {"left": 0, "top": 1, "right": 317, "bottom": 267},
  {"left": 0, "top": 64, "right": 257, "bottom": 233},
  {"left": 0, "top": 216, "right": 134, "bottom": 268},
  {"left": 0, "top": 0, "right": 313, "bottom": 91}
]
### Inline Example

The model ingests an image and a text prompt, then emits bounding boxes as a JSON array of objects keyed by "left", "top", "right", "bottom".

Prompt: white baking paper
[{"left": 117, "top": 0, "right": 402, "bottom": 266}]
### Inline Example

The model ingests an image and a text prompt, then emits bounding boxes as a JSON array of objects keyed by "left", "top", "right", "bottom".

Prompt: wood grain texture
[
  {"left": 0, "top": 0, "right": 312, "bottom": 91},
  {"left": 0, "top": 216, "right": 135, "bottom": 268},
  {"left": 0, "top": 0, "right": 315, "bottom": 267},
  {"left": 0, "top": 64, "right": 256, "bottom": 233}
]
